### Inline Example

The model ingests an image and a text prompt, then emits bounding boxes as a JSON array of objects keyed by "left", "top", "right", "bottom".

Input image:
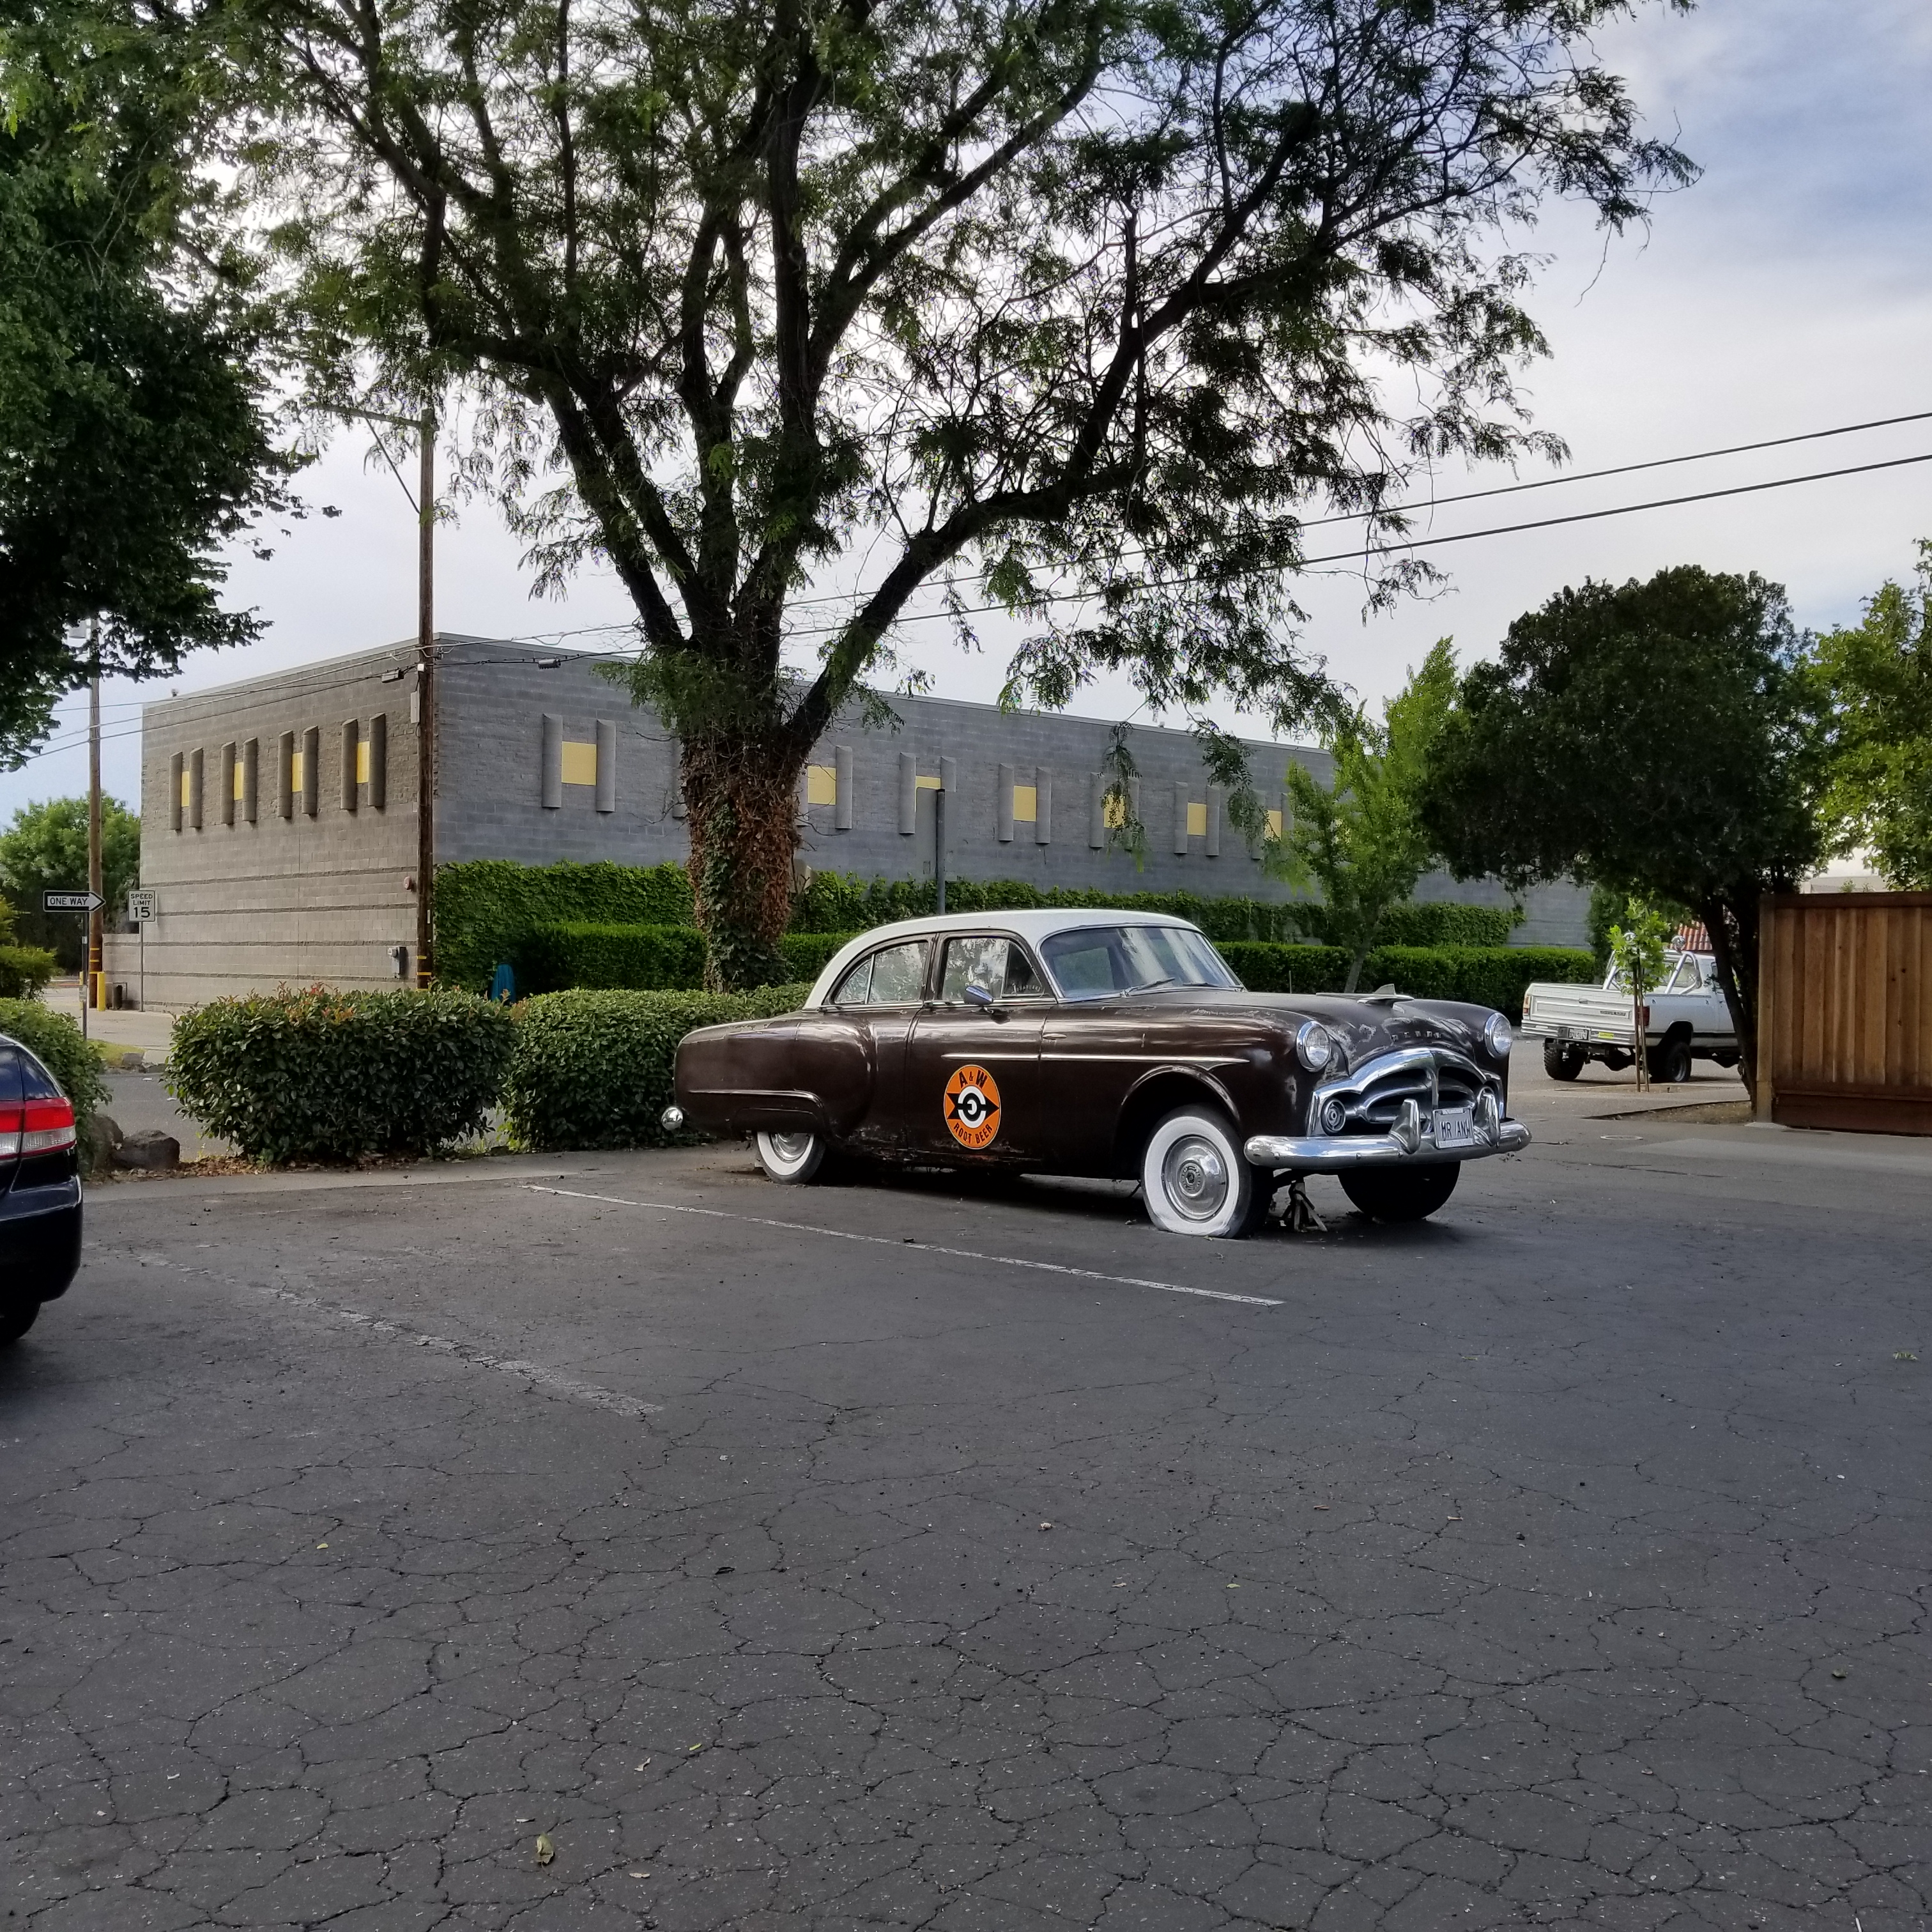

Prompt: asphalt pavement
[{"left": 3, "top": 1100, "right": 1927, "bottom": 1930}]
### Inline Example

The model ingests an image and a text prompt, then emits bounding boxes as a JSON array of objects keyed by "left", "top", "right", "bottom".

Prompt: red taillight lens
[{"left": 17, "top": 1096, "right": 77, "bottom": 1156}]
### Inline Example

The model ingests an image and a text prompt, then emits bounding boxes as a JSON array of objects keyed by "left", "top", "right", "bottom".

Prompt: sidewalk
[{"left": 37, "top": 978, "right": 178, "bottom": 1062}]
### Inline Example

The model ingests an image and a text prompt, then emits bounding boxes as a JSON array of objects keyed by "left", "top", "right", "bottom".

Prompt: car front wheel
[
  {"left": 1140, "top": 1107, "right": 1269, "bottom": 1238},
  {"left": 754, "top": 1130, "right": 831, "bottom": 1184},
  {"left": 1339, "top": 1163, "right": 1460, "bottom": 1223}
]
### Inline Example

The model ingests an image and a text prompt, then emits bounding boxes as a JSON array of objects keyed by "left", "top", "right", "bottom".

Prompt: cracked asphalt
[{"left": 3, "top": 1112, "right": 1928, "bottom": 1931}]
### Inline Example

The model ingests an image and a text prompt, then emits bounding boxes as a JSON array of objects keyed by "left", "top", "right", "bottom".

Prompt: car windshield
[{"left": 1039, "top": 924, "right": 1239, "bottom": 1000}]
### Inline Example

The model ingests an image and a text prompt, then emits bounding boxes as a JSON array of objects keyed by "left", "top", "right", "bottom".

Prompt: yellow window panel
[
  {"left": 1266, "top": 809, "right": 1283, "bottom": 838},
  {"left": 806, "top": 763, "right": 838, "bottom": 806},
  {"left": 180, "top": 769, "right": 192, "bottom": 808},
  {"left": 232, "top": 760, "right": 246, "bottom": 801},
  {"left": 290, "top": 752, "right": 304, "bottom": 793},
  {"left": 914, "top": 774, "right": 941, "bottom": 792},
  {"left": 356, "top": 740, "right": 371, "bottom": 785},
  {"left": 1012, "top": 785, "right": 1037, "bottom": 822},
  {"left": 1102, "top": 792, "right": 1128, "bottom": 830},
  {"left": 560, "top": 740, "right": 598, "bottom": 786},
  {"left": 1186, "top": 801, "right": 1208, "bottom": 837}
]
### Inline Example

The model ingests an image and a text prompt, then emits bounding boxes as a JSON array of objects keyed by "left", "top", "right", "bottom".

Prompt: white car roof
[{"left": 804, "top": 908, "right": 1202, "bottom": 1006}]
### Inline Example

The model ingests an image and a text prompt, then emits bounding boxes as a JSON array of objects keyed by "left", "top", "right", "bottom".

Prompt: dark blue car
[{"left": 1, "top": 1032, "right": 82, "bottom": 1345}]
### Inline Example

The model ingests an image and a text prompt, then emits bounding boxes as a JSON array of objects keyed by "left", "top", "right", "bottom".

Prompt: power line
[{"left": 782, "top": 447, "right": 1932, "bottom": 638}]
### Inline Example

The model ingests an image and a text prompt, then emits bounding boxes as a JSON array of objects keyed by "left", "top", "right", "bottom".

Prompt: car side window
[
  {"left": 832, "top": 955, "right": 873, "bottom": 1004},
  {"left": 1666, "top": 955, "right": 1701, "bottom": 994},
  {"left": 845, "top": 940, "right": 928, "bottom": 1005},
  {"left": 939, "top": 937, "right": 1049, "bottom": 1004}
]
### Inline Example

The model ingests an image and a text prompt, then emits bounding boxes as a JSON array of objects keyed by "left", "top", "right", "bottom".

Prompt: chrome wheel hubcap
[
  {"left": 769, "top": 1131, "right": 813, "bottom": 1164},
  {"left": 1163, "top": 1135, "right": 1229, "bottom": 1221}
]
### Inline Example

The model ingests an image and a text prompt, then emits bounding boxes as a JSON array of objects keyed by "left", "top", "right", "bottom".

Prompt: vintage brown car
[{"left": 668, "top": 910, "right": 1529, "bottom": 1238}]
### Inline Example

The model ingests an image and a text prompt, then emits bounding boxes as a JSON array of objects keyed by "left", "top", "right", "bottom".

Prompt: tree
[
  {"left": 209, "top": 0, "right": 1690, "bottom": 984},
  {"left": 0, "top": 11, "right": 301, "bottom": 766},
  {"left": 1604, "top": 894, "right": 1670, "bottom": 1091},
  {"left": 1815, "top": 541, "right": 1932, "bottom": 890},
  {"left": 1421, "top": 567, "right": 1827, "bottom": 1103},
  {"left": 1276, "top": 639, "right": 1456, "bottom": 990},
  {"left": 0, "top": 797, "right": 142, "bottom": 967}
]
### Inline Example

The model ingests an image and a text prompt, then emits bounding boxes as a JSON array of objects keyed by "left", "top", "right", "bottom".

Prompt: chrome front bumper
[{"left": 1245, "top": 1114, "right": 1529, "bottom": 1172}]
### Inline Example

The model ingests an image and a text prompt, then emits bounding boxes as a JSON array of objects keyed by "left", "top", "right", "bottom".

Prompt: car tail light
[{"left": 0, "top": 1096, "right": 77, "bottom": 1158}]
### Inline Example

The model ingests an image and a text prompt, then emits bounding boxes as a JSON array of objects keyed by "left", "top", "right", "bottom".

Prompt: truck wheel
[
  {"left": 1542, "top": 1040, "right": 1586, "bottom": 1082},
  {"left": 1140, "top": 1107, "right": 1269, "bottom": 1238},
  {"left": 755, "top": 1130, "right": 831, "bottom": 1184},
  {"left": 1646, "top": 1038, "right": 1692, "bottom": 1086},
  {"left": 1340, "top": 1163, "right": 1460, "bottom": 1223}
]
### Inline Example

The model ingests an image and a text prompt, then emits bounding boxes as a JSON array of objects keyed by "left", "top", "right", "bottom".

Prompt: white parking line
[
  {"left": 130, "top": 1252, "right": 662, "bottom": 1419},
  {"left": 526, "top": 1185, "right": 1284, "bottom": 1308}
]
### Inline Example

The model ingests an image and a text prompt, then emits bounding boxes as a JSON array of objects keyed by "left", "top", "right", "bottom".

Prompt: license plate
[
  {"left": 1432, "top": 1107, "right": 1475, "bottom": 1150},
  {"left": 1557, "top": 1023, "right": 1580, "bottom": 1041}
]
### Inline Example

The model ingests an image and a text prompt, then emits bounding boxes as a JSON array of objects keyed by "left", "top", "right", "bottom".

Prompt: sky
[{"left": 7, "top": 0, "right": 1931, "bottom": 827}]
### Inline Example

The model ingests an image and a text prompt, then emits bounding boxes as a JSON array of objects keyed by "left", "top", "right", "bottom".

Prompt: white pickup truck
[{"left": 1521, "top": 951, "right": 1740, "bottom": 1084}]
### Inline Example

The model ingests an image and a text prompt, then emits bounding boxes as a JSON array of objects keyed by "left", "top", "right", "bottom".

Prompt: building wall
[
  {"left": 123, "top": 635, "right": 1588, "bottom": 1008},
  {"left": 125, "top": 644, "right": 424, "bottom": 1010}
]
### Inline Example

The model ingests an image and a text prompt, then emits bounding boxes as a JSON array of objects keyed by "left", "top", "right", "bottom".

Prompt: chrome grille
[{"left": 1309, "top": 1045, "right": 1499, "bottom": 1135}]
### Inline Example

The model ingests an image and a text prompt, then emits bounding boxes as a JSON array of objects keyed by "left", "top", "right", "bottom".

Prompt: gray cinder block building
[{"left": 108, "top": 636, "right": 1586, "bottom": 1009}]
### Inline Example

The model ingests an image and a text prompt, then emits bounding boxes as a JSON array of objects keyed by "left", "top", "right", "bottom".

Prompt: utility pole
[
  {"left": 416, "top": 405, "right": 436, "bottom": 988},
  {"left": 86, "top": 624, "right": 102, "bottom": 1033}
]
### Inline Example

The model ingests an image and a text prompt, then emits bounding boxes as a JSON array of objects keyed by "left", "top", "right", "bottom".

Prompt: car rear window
[
  {"left": 17, "top": 1049, "right": 60, "bottom": 1099},
  {"left": 0, "top": 1045, "right": 20, "bottom": 1106}
]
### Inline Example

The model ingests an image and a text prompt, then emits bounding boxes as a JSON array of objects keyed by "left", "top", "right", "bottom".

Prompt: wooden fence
[{"left": 1758, "top": 892, "right": 1932, "bottom": 1133}]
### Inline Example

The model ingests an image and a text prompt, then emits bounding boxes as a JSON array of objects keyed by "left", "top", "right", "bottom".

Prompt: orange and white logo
[{"left": 943, "top": 1064, "right": 1002, "bottom": 1150}]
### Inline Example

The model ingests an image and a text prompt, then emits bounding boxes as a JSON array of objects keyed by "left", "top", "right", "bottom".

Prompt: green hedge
[
  {"left": 435, "top": 855, "right": 1526, "bottom": 988},
  {"left": 0, "top": 998, "right": 109, "bottom": 1142},
  {"left": 167, "top": 988, "right": 516, "bottom": 1163},
  {"left": 1220, "top": 942, "right": 1596, "bottom": 1016},
  {"left": 436, "top": 860, "right": 696, "bottom": 991},
  {"left": 503, "top": 984, "right": 811, "bottom": 1152},
  {"left": 517, "top": 922, "right": 853, "bottom": 993},
  {"left": 0, "top": 944, "right": 59, "bottom": 998},
  {"left": 521, "top": 921, "right": 709, "bottom": 993}
]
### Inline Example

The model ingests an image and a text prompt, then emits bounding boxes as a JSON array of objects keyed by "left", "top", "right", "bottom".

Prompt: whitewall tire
[
  {"left": 755, "top": 1129, "right": 829, "bottom": 1184},
  {"left": 1140, "top": 1107, "right": 1268, "bottom": 1238}
]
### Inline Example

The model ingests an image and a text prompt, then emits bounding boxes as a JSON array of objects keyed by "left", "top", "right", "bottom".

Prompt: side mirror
[{"left": 962, "top": 983, "right": 995, "bottom": 1009}]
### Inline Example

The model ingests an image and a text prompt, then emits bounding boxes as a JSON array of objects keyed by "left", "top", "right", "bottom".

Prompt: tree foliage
[
  {"left": 0, "top": 796, "right": 142, "bottom": 964},
  {"left": 0, "top": 5, "right": 301, "bottom": 765},
  {"left": 1275, "top": 639, "right": 1457, "bottom": 990},
  {"left": 1815, "top": 541, "right": 1932, "bottom": 891},
  {"left": 1422, "top": 567, "right": 1828, "bottom": 1100},
  {"left": 215, "top": 0, "right": 1690, "bottom": 979}
]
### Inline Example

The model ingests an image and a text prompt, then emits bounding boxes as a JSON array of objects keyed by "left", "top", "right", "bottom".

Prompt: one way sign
[{"left": 42, "top": 890, "right": 103, "bottom": 912}]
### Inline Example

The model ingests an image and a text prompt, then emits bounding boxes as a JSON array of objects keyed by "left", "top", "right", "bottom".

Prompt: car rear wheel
[
  {"left": 1339, "top": 1163, "right": 1460, "bottom": 1223},
  {"left": 1542, "top": 1039, "right": 1586, "bottom": 1081},
  {"left": 1647, "top": 1037, "right": 1693, "bottom": 1085},
  {"left": 0, "top": 1300, "right": 40, "bottom": 1347},
  {"left": 1140, "top": 1107, "right": 1269, "bottom": 1238},
  {"left": 754, "top": 1130, "right": 831, "bottom": 1184}
]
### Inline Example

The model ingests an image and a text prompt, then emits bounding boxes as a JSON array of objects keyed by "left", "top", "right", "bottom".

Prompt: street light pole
[
  {"left": 416, "top": 406, "right": 436, "bottom": 989},
  {"left": 86, "top": 624, "right": 102, "bottom": 1031}
]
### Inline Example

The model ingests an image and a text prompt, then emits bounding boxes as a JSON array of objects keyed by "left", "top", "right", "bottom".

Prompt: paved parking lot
[{"left": 3, "top": 1108, "right": 1928, "bottom": 1930}]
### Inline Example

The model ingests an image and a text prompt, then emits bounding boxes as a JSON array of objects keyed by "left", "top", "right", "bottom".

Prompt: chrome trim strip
[{"left": 1244, "top": 1118, "right": 1530, "bottom": 1172}]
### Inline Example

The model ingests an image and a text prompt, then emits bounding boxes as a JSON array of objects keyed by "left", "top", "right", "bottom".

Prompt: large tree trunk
[
  {"left": 1699, "top": 889, "right": 1760, "bottom": 1108},
  {"left": 682, "top": 733, "right": 801, "bottom": 992}
]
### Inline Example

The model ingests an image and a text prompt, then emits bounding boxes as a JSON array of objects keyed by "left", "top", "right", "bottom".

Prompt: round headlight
[
  {"left": 1294, "top": 1020, "right": 1334, "bottom": 1072},
  {"left": 1485, "top": 1013, "right": 1514, "bottom": 1059}
]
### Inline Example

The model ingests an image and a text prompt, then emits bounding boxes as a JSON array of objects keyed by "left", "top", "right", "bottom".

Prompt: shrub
[
  {"left": 435, "top": 859, "right": 695, "bottom": 991},
  {"left": 520, "top": 921, "right": 709, "bottom": 993},
  {"left": 1297, "top": 900, "right": 1521, "bottom": 948},
  {"left": 1219, "top": 942, "right": 1595, "bottom": 1016},
  {"left": 0, "top": 944, "right": 58, "bottom": 998},
  {"left": 167, "top": 988, "right": 516, "bottom": 1163},
  {"left": 0, "top": 998, "right": 109, "bottom": 1142},
  {"left": 503, "top": 983, "right": 811, "bottom": 1151},
  {"left": 781, "top": 931, "right": 858, "bottom": 984}
]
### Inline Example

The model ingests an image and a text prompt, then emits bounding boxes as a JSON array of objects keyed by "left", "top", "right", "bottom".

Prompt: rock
[
  {"left": 118, "top": 1051, "right": 144, "bottom": 1071},
  {"left": 84, "top": 1113, "right": 123, "bottom": 1173},
  {"left": 115, "top": 1129, "right": 180, "bottom": 1172}
]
